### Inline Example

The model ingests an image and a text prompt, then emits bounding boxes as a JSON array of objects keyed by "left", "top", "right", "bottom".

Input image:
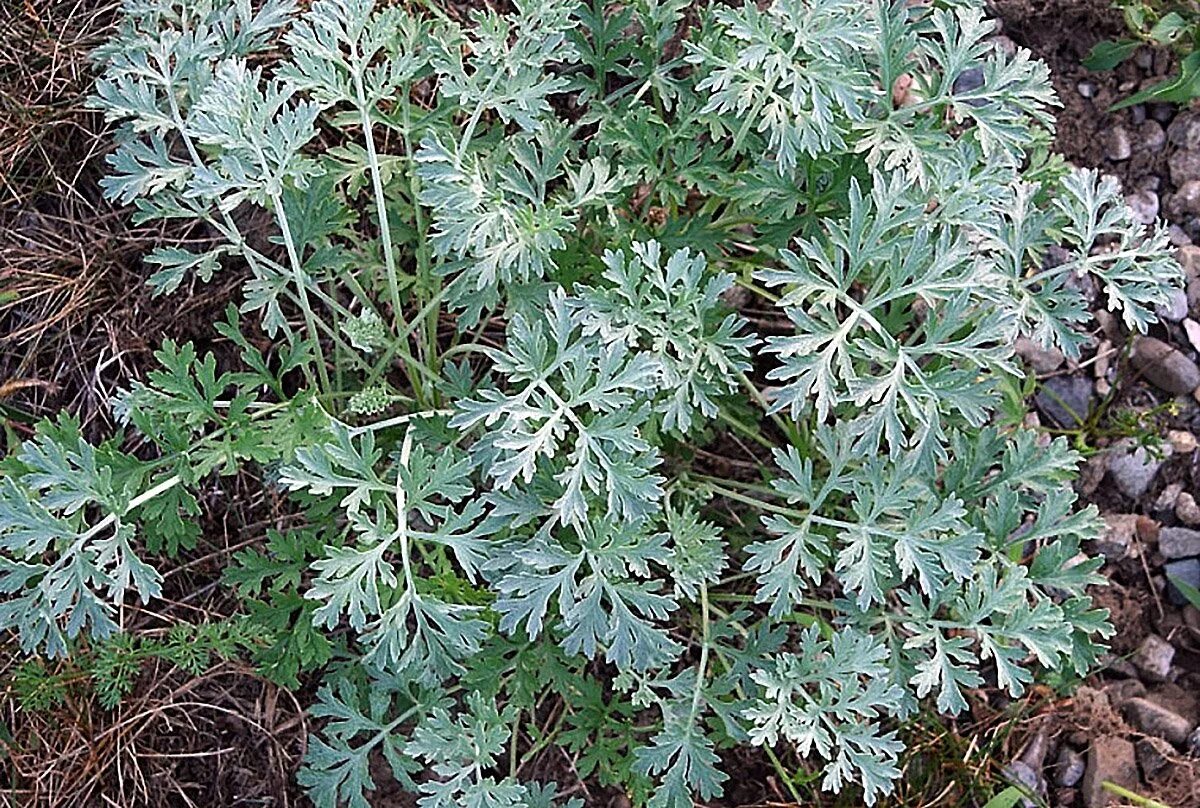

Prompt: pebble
[
  {"left": 1082, "top": 736, "right": 1137, "bottom": 808},
  {"left": 1105, "top": 126, "right": 1132, "bottom": 161},
  {"left": 1138, "top": 120, "right": 1167, "bottom": 153},
  {"left": 1131, "top": 104, "right": 1147, "bottom": 125},
  {"left": 1035, "top": 375, "right": 1093, "bottom": 428},
  {"left": 1168, "top": 180, "right": 1200, "bottom": 218},
  {"left": 1177, "top": 492, "right": 1200, "bottom": 526},
  {"left": 1156, "top": 287, "right": 1189, "bottom": 321},
  {"left": 1188, "top": 726, "right": 1200, "bottom": 756},
  {"left": 1015, "top": 336, "right": 1065, "bottom": 374},
  {"left": 1131, "top": 336, "right": 1200, "bottom": 395},
  {"left": 1134, "top": 736, "right": 1173, "bottom": 778},
  {"left": 1165, "top": 558, "right": 1200, "bottom": 605},
  {"left": 1120, "top": 697, "right": 1194, "bottom": 745},
  {"left": 1169, "top": 224, "right": 1193, "bottom": 246},
  {"left": 1160, "top": 527, "right": 1200, "bottom": 559},
  {"left": 1167, "top": 428, "right": 1196, "bottom": 452},
  {"left": 1127, "top": 189, "right": 1159, "bottom": 225},
  {"left": 1178, "top": 245, "right": 1200, "bottom": 278},
  {"left": 1003, "top": 760, "right": 1044, "bottom": 807},
  {"left": 991, "top": 35, "right": 1018, "bottom": 59},
  {"left": 1150, "top": 102, "right": 1175, "bottom": 123},
  {"left": 1184, "top": 319, "right": 1200, "bottom": 352},
  {"left": 1154, "top": 483, "right": 1184, "bottom": 514},
  {"left": 1107, "top": 444, "right": 1166, "bottom": 500},
  {"left": 1169, "top": 149, "right": 1200, "bottom": 185},
  {"left": 1167, "top": 111, "right": 1200, "bottom": 149},
  {"left": 1131, "top": 635, "right": 1175, "bottom": 682},
  {"left": 1094, "top": 514, "right": 1142, "bottom": 560},
  {"left": 1077, "top": 80, "right": 1097, "bottom": 99},
  {"left": 1055, "top": 746, "right": 1086, "bottom": 787}
]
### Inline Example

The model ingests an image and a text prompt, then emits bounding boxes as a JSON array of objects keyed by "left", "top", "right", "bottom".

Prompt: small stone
[
  {"left": 991, "top": 35, "right": 1017, "bottom": 59},
  {"left": 1131, "top": 336, "right": 1200, "bottom": 395},
  {"left": 1168, "top": 179, "right": 1200, "bottom": 218},
  {"left": 1165, "top": 558, "right": 1200, "bottom": 605},
  {"left": 1121, "top": 697, "right": 1194, "bottom": 745},
  {"left": 1134, "top": 736, "right": 1173, "bottom": 778},
  {"left": 1035, "top": 376, "right": 1093, "bottom": 428},
  {"left": 1177, "top": 492, "right": 1200, "bottom": 526},
  {"left": 1168, "top": 111, "right": 1200, "bottom": 149},
  {"left": 1178, "top": 245, "right": 1200, "bottom": 279},
  {"left": 1105, "top": 127, "right": 1132, "bottom": 161},
  {"left": 1169, "top": 224, "right": 1193, "bottom": 246},
  {"left": 1184, "top": 319, "right": 1200, "bottom": 353},
  {"left": 1131, "top": 635, "right": 1176, "bottom": 682},
  {"left": 1138, "top": 121, "right": 1167, "bottom": 153},
  {"left": 1077, "top": 80, "right": 1097, "bottom": 99},
  {"left": 1188, "top": 726, "right": 1200, "bottom": 756},
  {"left": 1082, "top": 736, "right": 1137, "bottom": 807},
  {"left": 1105, "top": 677, "right": 1146, "bottom": 701},
  {"left": 1004, "top": 760, "right": 1045, "bottom": 806},
  {"left": 1168, "top": 429, "right": 1197, "bottom": 454},
  {"left": 1170, "top": 149, "right": 1200, "bottom": 185},
  {"left": 1131, "top": 104, "right": 1148, "bottom": 125},
  {"left": 1055, "top": 747, "right": 1086, "bottom": 787},
  {"left": 1161, "top": 527, "right": 1200, "bottom": 559},
  {"left": 1095, "top": 514, "right": 1141, "bottom": 560},
  {"left": 1108, "top": 444, "right": 1167, "bottom": 500},
  {"left": 1127, "top": 189, "right": 1159, "bottom": 225},
  {"left": 1135, "top": 47, "right": 1154, "bottom": 71},
  {"left": 1156, "top": 287, "right": 1189, "bottom": 322},
  {"left": 1150, "top": 102, "right": 1175, "bottom": 123},
  {"left": 1156, "top": 482, "right": 1184, "bottom": 510},
  {"left": 1016, "top": 336, "right": 1065, "bottom": 374}
]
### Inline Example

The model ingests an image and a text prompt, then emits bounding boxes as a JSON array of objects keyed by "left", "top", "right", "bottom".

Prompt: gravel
[
  {"left": 1131, "top": 336, "right": 1200, "bottom": 396},
  {"left": 1131, "top": 635, "right": 1176, "bottom": 683},
  {"left": 1083, "top": 736, "right": 1137, "bottom": 808},
  {"left": 1120, "top": 698, "right": 1195, "bottom": 746},
  {"left": 1107, "top": 444, "right": 1166, "bottom": 500},
  {"left": 1034, "top": 375, "right": 1093, "bottom": 428},
  {"left": 1159, "top": 527, "right": 1200, "bottom": 560},
  {"left": 1165, "top": 558, "right": 1200, "bottom": 606}
]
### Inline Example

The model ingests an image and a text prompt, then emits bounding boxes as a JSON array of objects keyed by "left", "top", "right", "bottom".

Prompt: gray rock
[
  {"left": 1178, "top": 245, "right": 1200, "bottom": 279},
  {"left": 1131, "top": 635, "right": 1175, "bottom": 682},
  {"left": 1137, "top": 120, "right": 1167, "bottom": 152},
  {"left": 1185, "top": 319, "right": 1200, "bottom": 353},
  {"left": 1160, "top": 527, "right": 1200, "bottom": 559},
  {"left": 1077, "top": 80, "right": 1097, "bottom": 99},
  {"left": 1035, "top": 376, "right": 1093, "bottom": 428},
  {"left": 1177, "top": 492, "right": 1200, "bottom": 526},
  {"left": 1165, "top": 558, "right": 1200, "bottom": 606},
  {"left": 1149, "top": 102, "right": 1175, "bottom": 123},
  {"left": 1094, "top": 514, "right": 1141, "bottom": 560},
  {"left": 1082, "top": 736, "right": 1137, "bottom": 807},
  {"left": 1156, "top": 287, "right": 1189, "bottom": 322},
  {"left": 1168, "top": 111, "right": 1200, "bottom": 149},
  {"left": 1190, "top": 278, "right": 1200, "bottom": 318},
  {"left": 1169, "top": 429, "right": 1198, "bottom": 453},
  {"left": 1055, "top": 746, "right": 1086, "bottom": 787},
  {"left": 1170, "top": 149, "right": 1200, "bottom": 185},
  {"left": 1003, "top": 759, "right": 1045, "bottom": 807},
  {"left": 1120, "top": 697, "right": 1194, "bottom": 745},
  {"left": 1168, "top": 179, "right": 1200, "bottom": 218},
  {"left": 1154, "top": 483, "right": 1184, "bottom": 514},
  {"left": 1127, "top": 189, "right": 1160, "bottom": 225},
  {"left": 1134, "top": 736, "right": 1173, "bottom": 778},
  {"left": 1108, "top": 445, "right": 1165, "bottom": 500},
  {"left": 1015, "top": 336, "right": 1065, "bottom": 374},
  {"left": 1105, "top": 127, "right": 1132, "bottom": 161},
  {"left": 1131, "top": 336, "right": 1200, "bottom": 395}
]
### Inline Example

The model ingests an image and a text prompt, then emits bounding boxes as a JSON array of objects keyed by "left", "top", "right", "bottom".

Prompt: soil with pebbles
[{"left": 990, "top": 2, "right": 1200, "bottom": 806}]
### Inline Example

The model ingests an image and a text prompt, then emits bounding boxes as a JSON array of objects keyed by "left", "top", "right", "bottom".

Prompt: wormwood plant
[{"left": 0, "top": 0, "right": 1185, "bottom": 805}]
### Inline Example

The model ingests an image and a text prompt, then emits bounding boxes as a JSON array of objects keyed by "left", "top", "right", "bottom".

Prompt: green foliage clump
[{"left": 0, "top": 0, "right": 1185, "bottom": 806}]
